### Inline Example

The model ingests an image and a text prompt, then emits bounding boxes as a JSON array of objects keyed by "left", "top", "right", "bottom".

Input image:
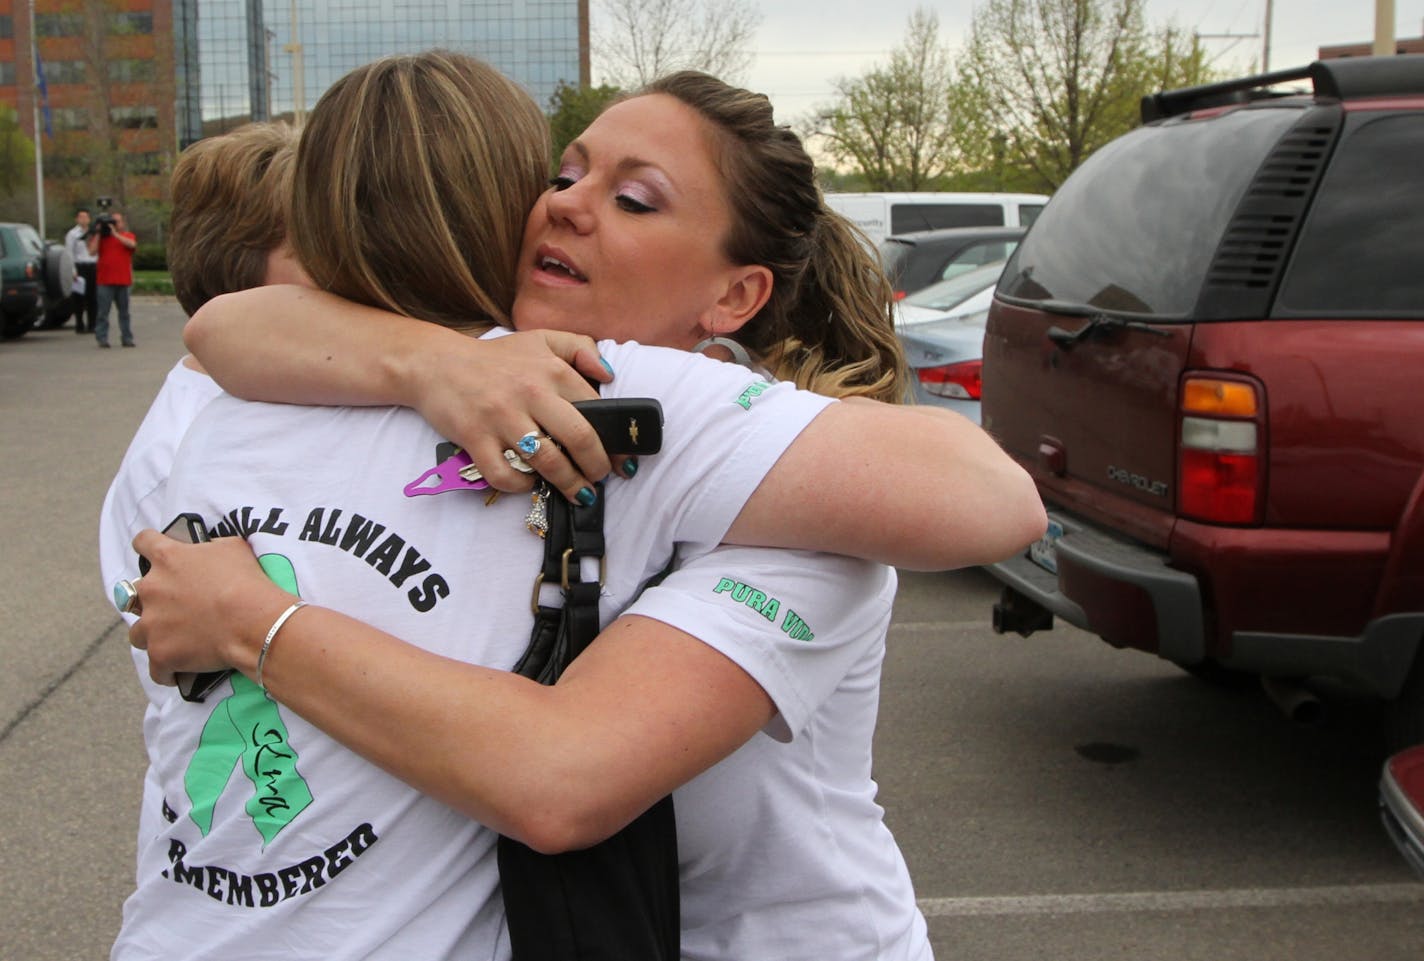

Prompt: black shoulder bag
[{"left": 497, "top": 479, "right": 680, "bottom": 961}]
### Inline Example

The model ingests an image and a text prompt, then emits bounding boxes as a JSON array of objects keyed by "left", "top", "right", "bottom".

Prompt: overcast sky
[{"left": 745, "top": 1, "right": 1422, "bottom": 123}]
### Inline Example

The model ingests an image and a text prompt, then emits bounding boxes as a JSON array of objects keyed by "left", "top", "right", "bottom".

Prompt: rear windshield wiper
[{"left": 1043, "top": 302, "right": 1171, "bottom": 349}]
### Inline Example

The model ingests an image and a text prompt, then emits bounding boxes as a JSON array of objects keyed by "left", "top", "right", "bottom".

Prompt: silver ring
[
  {"left": 503, "top": 449, "right": 536, "bottom": 474},
  {"left": 113, "top": 577, "right": 142, "bottom": 615},
  {"left": 515, "top": 431, "right": 543, "bottom": 458}
]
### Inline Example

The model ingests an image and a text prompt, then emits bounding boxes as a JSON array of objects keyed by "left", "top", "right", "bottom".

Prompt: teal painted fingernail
[
  {"left": 600, "top": 356, "right": 615, "bottom": 376},
  {"left": 576, "top": 487, "right": 597, "bottom": 506},
  {"left": 622, "top": 458, "right": 638, "bottom": 477}
]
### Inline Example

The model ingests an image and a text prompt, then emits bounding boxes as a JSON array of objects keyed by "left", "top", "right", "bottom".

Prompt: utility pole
[
  {"left": 246, "top": 0, "right": 269, "bottom": 121},
  {"left": 1375, "top": 0, "right": 1397, "bottom": 55},
  {"left": 285, "top": 0, "right": 306, "bottom": 125},
  {"left": 28, "top": 0, "right": 44, "bottom": 238},
  {"left": 267, "top": 29, "right": 277, "bottom": 120},
  {"left": 1262, "top": 0, "right": 1272, "bottom": 70}
]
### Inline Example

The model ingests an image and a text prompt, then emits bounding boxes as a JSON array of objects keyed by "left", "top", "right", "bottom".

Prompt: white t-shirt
[
  {"left": 67, "top": 222, "right": 97, "bottom": 264},
  {"left": 110, "top": 336, "right": 833, "bottom": 961},
  {"left": 98, "top": 359, "right": 226, "bottom": 880},
  {"left": 630, "top": 547, "right": 932, "bottom": 961}
]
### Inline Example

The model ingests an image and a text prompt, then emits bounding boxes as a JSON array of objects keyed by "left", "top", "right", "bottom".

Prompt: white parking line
[{"left": 918, "top": 883, "right": 1424, "bottom": 917}]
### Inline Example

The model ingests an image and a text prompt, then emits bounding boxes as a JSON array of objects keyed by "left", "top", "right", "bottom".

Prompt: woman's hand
[
  {"left": 184, "top": 286, "right": 622, "bottom": 505},
  {"left": 127, "top": 530, "right": 294, "bottom": 686},
  {"left": 407, "top": 329, "right": 619, "bottom": 501}
]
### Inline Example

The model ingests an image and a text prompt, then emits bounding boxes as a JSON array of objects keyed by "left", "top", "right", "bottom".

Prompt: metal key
[
  {"left": 404, "top": 448, "right": 491, "bottom": 497},
  {"left": 404, "top": 446, "right": 535, "bottom": 498}
]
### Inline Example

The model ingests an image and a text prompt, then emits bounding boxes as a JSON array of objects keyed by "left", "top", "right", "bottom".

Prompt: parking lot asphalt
[
  {"left": 4, "top": 300, "right": 1424, "bottom": 960},
  {"left": 2, "top": 301, "right": 191, "bottom": 958}
]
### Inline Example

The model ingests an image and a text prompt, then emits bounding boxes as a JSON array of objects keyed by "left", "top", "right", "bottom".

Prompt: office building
[{"left": 0, "top": 0, "right": 588, "bottom": 221}]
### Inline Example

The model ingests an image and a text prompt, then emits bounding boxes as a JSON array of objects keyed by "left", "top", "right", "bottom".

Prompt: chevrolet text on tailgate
[{"left": 980, "top": 55, "right": 1424, "bottom": 744}]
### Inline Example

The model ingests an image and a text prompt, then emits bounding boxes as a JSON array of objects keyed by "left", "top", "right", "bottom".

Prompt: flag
[{"left": 34, "top": 48, "right": 51, "bottom": 138}]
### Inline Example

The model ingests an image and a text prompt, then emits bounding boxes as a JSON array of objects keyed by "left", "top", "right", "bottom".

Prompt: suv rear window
[
  {"left": 1275, "top": 112, "right": 1424, "bottom": 318},
  {"left": 998, "top": 106, "right": 1301, "bottom": 317},
  {"left": 16, "top": 225, "right": 43, "bottom": 257}
]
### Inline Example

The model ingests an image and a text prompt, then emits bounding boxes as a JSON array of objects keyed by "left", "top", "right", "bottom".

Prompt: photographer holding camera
[{"left": 85, "top": 199, "right": 137, "bottom": 348}]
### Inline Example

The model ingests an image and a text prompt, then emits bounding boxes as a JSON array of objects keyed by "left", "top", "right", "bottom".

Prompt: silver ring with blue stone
[
  {"left": 113, "top": 577, "right": 142, "bottom": 615},
  {"left": 516, "top": 431, "right": 543, "bottom": 457}
]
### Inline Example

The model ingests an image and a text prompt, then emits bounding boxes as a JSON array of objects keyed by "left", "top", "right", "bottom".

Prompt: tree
[
  {"left": 0, "top": 107, "right": 35, "bottom": 197},
  {"left": 808, "top": 9, "right": 960, "bottom": 191},
  {"left": 953, "top": 0, "right": 1215, "bottom": 191},
  {"left": 546, "top": 81, "right": 622, "bottom": 163},
  {"left": 593, "top": 0, "right": 762, "bottom": 87}
]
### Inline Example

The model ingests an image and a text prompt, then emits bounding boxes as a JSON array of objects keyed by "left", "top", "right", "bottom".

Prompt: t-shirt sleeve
[
  {"left": 596, "top": 340, "right": 835, "bottom": 555},
  {"left": 624, "top": 545, "right": 896, "bottom": 741},
  {"left": 97, "top": 365, "right": 226, "bottom": 621}
]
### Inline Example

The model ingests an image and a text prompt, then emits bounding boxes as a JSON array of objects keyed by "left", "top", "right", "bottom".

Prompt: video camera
[{"left": 85, "top": 196, "right": 117, "bottom": 238}]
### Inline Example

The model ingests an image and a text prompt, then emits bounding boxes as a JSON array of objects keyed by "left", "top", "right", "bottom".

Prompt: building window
[
  {"left": 0, "top": 16, "right": 13, "bottom": 40},
  {"left": 110, "top": 12, "right": 153, "bottom": 34},
  {"left": 49, "top": 155, "right": 93, "bottom": 178},
  {"left": 128, "top": 152, "right": 162, "bottom": 176},
  {"left": 110, "top": 105, "right": 158, "bottom": 129},
  {"left": 0, "top": 63, "right": 13, "bottom": 86},
  {"left": 45, "top": 61, "right": 87, "bottom": 85},
  {"left": 35, "top": 14, "right": 84, "bottom": 37},
  {"left": 52, "top": 107, "right": 90, "bottom": 131},
  {"left": 108, "top": 59, "right": 156, "bottom": 84}
]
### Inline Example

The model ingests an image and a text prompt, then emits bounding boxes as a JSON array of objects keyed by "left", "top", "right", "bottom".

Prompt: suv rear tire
[{"left": 44, "top": 243, "right": 74, "bottom": 300}]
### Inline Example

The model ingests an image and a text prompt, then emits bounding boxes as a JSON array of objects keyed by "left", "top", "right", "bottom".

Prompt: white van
[{"left": 824, "top": 192, "right": 1049, "bottom": 248}]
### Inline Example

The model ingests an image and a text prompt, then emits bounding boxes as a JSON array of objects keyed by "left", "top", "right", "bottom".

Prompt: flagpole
[{"left": 28, "top": 0, "right": 45, "bottom": 238}]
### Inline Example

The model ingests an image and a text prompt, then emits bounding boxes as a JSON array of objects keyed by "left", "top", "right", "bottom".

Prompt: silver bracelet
[{"left": 255, "top": 601, "right": 308, "bottom": 690}]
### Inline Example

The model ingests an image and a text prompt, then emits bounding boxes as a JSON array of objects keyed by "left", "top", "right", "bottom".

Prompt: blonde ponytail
[{"left": 637, "top": 72, "right": 908, "bottom": 402}]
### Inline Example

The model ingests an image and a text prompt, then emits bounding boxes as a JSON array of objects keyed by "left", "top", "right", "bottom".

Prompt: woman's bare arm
[
  {"left": 187, "top": 286, "right": 1045, "bottom": 571},
  {"left": 184, "top": 286, "right": 617, "bottom": 500},
  {"left": 129, "top": 531, "right": 772, "bottom": 854},
  {"left": 728, "top": 399, "right": 1046, "bottom": 570}
]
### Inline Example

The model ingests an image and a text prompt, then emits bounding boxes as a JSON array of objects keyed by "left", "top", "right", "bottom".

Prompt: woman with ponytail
[{"left": 129, "top": 62, "right": 1041, "bottom": 960}]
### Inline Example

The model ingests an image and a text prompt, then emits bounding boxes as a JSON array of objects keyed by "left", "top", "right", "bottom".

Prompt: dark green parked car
[{"left": 0, "top": 222, "right": 73, "bottom": 339}]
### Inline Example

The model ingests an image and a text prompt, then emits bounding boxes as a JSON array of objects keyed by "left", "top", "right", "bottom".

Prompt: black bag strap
[
  {"left": 500, "top": 478, "right": 682, "bottom": 961},
  {"left": 512, "top": 482, "right": 605, "bottom": 685}
]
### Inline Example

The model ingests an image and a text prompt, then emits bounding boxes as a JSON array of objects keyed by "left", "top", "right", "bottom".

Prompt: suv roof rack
[{"left": 1140, "top": 54, "right": 1424, "bottom": 123}]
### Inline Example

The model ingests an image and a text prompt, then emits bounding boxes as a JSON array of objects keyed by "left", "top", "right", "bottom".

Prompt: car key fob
[
  {"left": 574, "top": 398, "right": 663, "bottom": 454},
  {"left": 139, "top": 513, "right": 229, "bottom": 703}
]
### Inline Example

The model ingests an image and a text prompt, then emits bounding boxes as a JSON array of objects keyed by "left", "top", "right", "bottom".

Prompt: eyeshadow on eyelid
[{"left": 621, "top": 182, "right": 658, "bottom": 206}]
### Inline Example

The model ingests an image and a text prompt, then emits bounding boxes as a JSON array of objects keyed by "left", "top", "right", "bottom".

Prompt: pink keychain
[
  {"left": 403, "top": 449, "right": 490, "bottom": 497},
  {"left": 404, "top": 446, "right": 538, "bottom": 497}
]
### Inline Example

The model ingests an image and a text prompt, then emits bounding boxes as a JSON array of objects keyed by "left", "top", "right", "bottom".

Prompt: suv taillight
[
  {"left": 1178, "top": 375, "right": 1264, "bottom": 524},
  {"left": 918, "top": 359, "right": 982, "bottom": 400}
]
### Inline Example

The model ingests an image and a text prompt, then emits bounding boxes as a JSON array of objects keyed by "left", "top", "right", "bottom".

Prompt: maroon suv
[{"left": 980, "top": 56, "right": 1424, "bottom": 741}]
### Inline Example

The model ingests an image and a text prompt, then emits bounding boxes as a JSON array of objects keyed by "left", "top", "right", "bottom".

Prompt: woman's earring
[{"left": 692, "top": 335, "right": 753, "bottom": 369}]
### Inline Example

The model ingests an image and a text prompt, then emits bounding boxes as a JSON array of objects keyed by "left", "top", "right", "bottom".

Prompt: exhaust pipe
[{"left": 1261, "top": 675, "right": 1323, "bottom": 726}]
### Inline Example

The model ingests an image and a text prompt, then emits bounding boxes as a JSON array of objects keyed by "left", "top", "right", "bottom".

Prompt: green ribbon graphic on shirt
[{"left": 184, "top": 553, "right": 313, "bottom": 846}]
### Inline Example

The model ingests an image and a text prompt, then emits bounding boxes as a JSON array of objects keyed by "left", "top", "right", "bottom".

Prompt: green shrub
[
  {"left": 132, "top": 269, "right": 173, "bottom": 296},
  {"left": 133, "top": 242, "right": 167, "bottom": 271}
]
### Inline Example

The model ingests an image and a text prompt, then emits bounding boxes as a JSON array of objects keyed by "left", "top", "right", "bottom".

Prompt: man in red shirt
[{"left": 87, "top": 209, "right": 138, "bottom": 348}]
